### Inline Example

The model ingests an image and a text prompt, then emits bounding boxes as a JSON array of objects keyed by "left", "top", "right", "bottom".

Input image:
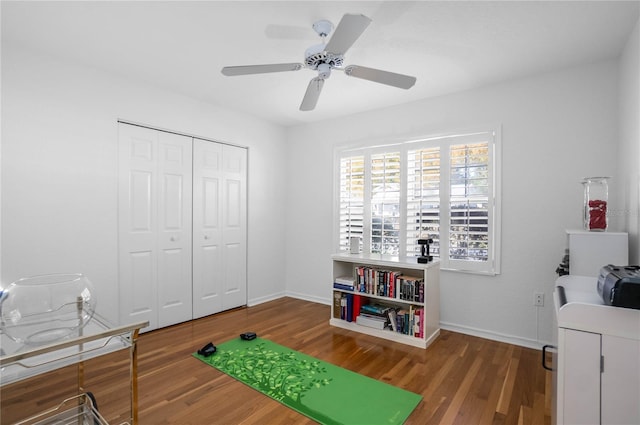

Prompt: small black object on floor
[
  {"left": 240, "top": 332, "right": 257, "bottom": 341},
  {"left": 198, "top": 342, "right": 217, "bottom": 357}
]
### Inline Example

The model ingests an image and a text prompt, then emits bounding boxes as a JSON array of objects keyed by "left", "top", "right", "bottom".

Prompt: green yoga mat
[{"left": 193, "top": 338, "right": 422, "bottom": 425}]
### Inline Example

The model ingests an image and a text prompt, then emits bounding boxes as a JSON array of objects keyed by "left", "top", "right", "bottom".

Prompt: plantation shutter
[
  {"left": 406, "top": 147, "right": 441, "bottom": 258},
  {"left": 370, "top": 152, "right": 401, "bottom": 255},
  {"left": 338, "top": 155, "right": 365, "bottom": 252},
  {"left": 447, "top": 140, "right": 491, "bottom": 271}
]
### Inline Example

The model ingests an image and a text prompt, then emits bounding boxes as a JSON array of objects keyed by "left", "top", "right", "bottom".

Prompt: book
[
  {"left": 346, "top": 293, "right": 354, "bottom": 322},
  {"left": 356, "top": 314, "right": 388, "bottom": 330},
  {"left": 353, "top": 295, "right": 363, "bottom": 322},
  {"left": 333, "top": 291, "right": 342, "bottom": 319},
  {"left": 335, "top": 276, "right": 355, "bottom": 285},
  {"left": 360, "top": 303, "right": 391, "bottom": 316},
  {"left": 409, "top": 306, "right": 415, "bottom": 336},
  {"left": 395, "top": 309, "right": 407, "bottom": 334},
  {"left": 387, "top": 308, "right": 398, "bottom": 332},
  {"left": 333, "top": 282, "right": 355, "bottom": 291},
  {"left": 414, "top": 308, "right": 423, "bottom": 338}
]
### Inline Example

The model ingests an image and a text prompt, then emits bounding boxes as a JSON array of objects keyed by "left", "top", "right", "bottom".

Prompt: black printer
[{"left": 597, "top": 265, "right": 640, "bottom": 309}]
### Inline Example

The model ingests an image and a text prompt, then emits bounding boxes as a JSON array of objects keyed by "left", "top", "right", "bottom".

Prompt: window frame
[{"left": 333, "top": 128, "right": 501, "bottom": 275}]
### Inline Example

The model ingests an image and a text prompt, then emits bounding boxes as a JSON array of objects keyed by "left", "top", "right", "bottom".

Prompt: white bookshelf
[{"left": 330, "top": 253, "right": 440, "bottom": 349}]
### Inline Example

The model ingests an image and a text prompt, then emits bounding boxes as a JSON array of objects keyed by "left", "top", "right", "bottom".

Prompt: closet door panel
[
  {"left": 118, "top": 124, "right": 159, "bottom": 330},
  {"left": 223, "top": 242, "right": 242, "bottom": 294},
  {"left": 200, "top": 244, "right": 222, "bottom": 301},
  {"left": 128, "top": 251, "right": 155, "bottom": 316},
  {"left": 157, "top": 132, "right": 193, "bottom": 327},
  {"left": 193, "top": 139, "right": 223, "bottom": 318},
  {"left": 221, "top": 145, "right": 247, "bottom": 310}
]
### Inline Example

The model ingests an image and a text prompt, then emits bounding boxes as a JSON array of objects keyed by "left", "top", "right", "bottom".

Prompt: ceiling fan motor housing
[{"left": 304, "top": 44, "right": 344, "bottom": 70}]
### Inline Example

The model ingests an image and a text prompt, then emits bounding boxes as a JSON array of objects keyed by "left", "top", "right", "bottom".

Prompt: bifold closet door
[
  {"left": 118, "top": 124, "right": 193, "bottom": 331},
  {"left": 193, "top": 139, "right": 247, "bottom": 318}
]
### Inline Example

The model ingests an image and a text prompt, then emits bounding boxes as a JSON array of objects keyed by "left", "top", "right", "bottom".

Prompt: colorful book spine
[
  {"left": 346, "top": 293, "right": 354, "bottom": 322},
  {"left": 353, "top": 295, "right": 363, "bottom": 322},
  {"left": 353, "top": 266, "right": 403, "bottom": 299},
  {"left": 333, "top": 282, "right": 355, "bottom": 291},
  {"left": 333, "top": 291, "right": 342, "bottom": 319}
]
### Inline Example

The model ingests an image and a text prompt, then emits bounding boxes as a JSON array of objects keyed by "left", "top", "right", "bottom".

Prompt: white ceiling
[{"left": 3, "top": 1, "right": 639, "bottom": 127}]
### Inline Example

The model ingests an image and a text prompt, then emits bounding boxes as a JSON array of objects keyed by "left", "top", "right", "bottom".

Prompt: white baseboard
[
  {"left": 284, "top": 291, "right": 331, "bottom": 306},
  {"left": 247, "top": 291, "right": 286, "bottom": 307},
  {"left": 440, "top": 321, "right": 549, "bottom": 350}
]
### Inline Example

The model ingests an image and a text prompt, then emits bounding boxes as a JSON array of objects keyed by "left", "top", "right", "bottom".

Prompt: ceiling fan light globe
[
  {"left": 312, "top": 19, "right": 334, "bottom": 38},
  {"left": 318, "top": 63, "right": 331, "bottom": 79}
]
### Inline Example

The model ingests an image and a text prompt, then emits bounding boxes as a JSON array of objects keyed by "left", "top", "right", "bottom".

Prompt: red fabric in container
[{"left": 588, "top": 199, "right": 607, "bottom": 229}]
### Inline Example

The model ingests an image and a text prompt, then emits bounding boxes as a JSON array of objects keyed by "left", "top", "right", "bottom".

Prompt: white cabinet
[
  {"left": 553, "top": 275, "right": 640, "bottom": 424},
  {"left": 330, "top": 253, "right": 440, "bottom": 349},
  {"left": 557, "top": 329, "right": 640, "bottom": 424},
  {"left": 566, "top": 230, "right": 628, "bottom": 276},
  {"left": 118, "top": 123, "right": 247, "bottom": 331}
]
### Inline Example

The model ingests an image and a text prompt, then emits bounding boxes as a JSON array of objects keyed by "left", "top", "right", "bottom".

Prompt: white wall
[
  {"left": 1, "top": 44, "right": 288, "bottom": 323},
  {"left": 618, "top": 17, "right": 640, "bottom": 265},
  {"left": 285, "top": 60, "right": 621, "bottom": 347}
]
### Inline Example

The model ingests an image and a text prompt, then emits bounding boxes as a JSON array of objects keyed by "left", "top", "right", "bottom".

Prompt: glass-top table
[{"left": 1, "top": 312, "right": 148, "bottom": 424}]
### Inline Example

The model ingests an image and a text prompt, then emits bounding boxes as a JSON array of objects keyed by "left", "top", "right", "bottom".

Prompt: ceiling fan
[{"left": 221, "top": 13, "right": 417, "bottom": 111}]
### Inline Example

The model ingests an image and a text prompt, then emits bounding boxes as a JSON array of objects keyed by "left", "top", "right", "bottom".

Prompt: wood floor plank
[
  {"left": 439, "top": 356, "right": 483, "bottom": 424},
  {"left": 496, "top": 353, "right": 520, "bottom": 415},
  {"left": 1, "top": 298, "right": 552, "bottom": 425}
]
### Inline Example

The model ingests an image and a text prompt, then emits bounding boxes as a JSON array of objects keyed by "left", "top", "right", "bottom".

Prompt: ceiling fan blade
[
  {"left": 344, "top": 65, "right": 416, "bottom": 89},
  {"left": 325, "top": 14, "right": 372, "bottom": 55},
  {"left": 221, "top": 63, "right": 303, "bottom": 76},
  {"left": 300, "top": 77, "right": 325, "bottom": 111}
]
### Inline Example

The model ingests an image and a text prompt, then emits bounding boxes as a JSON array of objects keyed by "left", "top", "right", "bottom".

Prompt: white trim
[
  {"left": 335, "top": 126, "right": 499, "bottom": 153},
  {"left": 492, "top": 126, "right": 503, "bottom": 274},
  {"left": 247, "top": 292, "right": 286, "bottom": 307},
  {"left": 116, "top": 118, "right": 248, "bottom": 150},
  {"left": 284, "top": 290, "right": 332, "bottom": 306},
  {"left": 440, "top": 321, "right": 549, "bottom": 350}
]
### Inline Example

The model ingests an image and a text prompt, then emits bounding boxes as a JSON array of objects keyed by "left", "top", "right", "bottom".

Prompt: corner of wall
[{"left": 618, "top": 17, "right": 640, "bottom": 264}]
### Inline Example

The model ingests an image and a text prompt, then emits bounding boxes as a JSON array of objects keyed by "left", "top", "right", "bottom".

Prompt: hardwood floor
[{"left": 1, "top": 297, "right": 551, "bottom": 424}]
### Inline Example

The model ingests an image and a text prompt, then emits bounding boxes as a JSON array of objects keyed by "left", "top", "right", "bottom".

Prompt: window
[{"left": 337, "top": 130, "right": 500, "bottom": 274}]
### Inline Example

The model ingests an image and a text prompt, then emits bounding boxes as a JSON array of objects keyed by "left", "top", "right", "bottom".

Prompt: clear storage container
[
  {"left": 0, "top": 273, "right": 96, "bottom": 345},
  {"left": 583, "top": 177, "right": 609, "bottom": 231}
]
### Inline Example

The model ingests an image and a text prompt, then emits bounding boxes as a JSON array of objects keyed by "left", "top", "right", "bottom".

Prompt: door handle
[{"left": 542, "top": 344, "right": 555, "bottom": 371}]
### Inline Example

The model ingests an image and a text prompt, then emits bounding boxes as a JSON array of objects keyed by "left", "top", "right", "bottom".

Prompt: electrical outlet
[{"left": 534, "top": 292, "right": 544, "bottom": 307}]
